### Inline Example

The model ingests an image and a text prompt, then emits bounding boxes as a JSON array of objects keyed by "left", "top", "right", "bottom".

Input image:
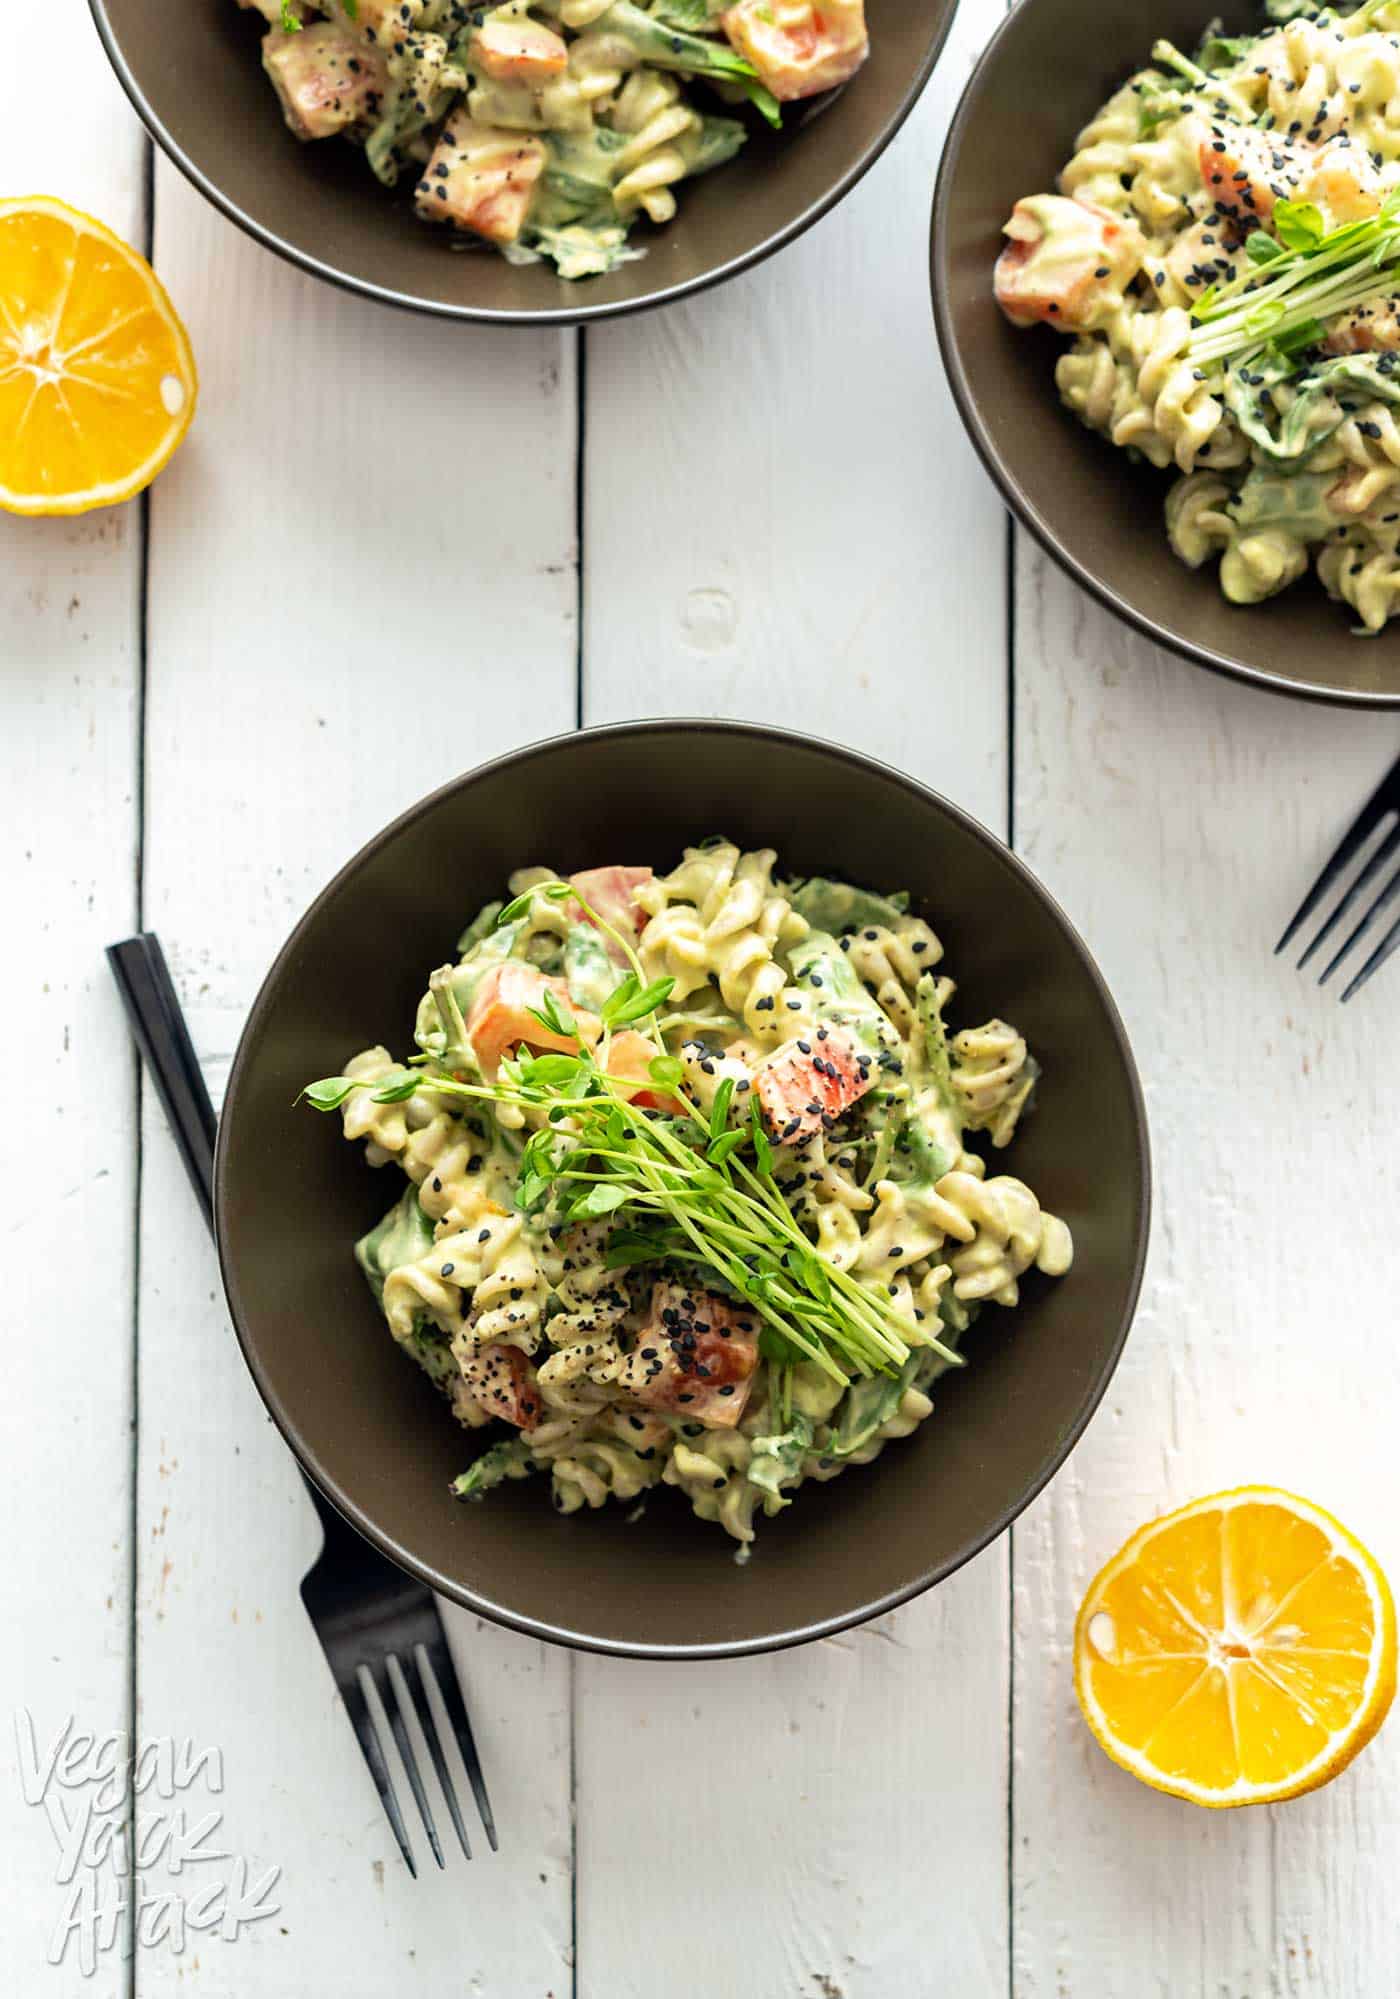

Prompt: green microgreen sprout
[
  {"left": 300, "top": 877, "right": 957, "bottom": 1387},
  {"left": 1187, "top": 192, "right": 1400, "bottom": 369},
  {"left": 739, "top": 77, "right": 783, "bottom": 130},
  {"left": 1150, "top": 36, "right": 1212, "bottom": 88}
]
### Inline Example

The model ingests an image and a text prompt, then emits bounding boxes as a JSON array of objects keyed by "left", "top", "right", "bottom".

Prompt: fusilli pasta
[
  {"left": 313, "top": 844, "right": 1073, "bottom": 1550},
  {"left": 995, "top": 0, "right": 1400, "bottom": 634}
]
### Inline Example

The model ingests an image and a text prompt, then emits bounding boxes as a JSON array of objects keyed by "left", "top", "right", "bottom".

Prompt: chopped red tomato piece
[
  {"left": 460, "top": 1344, "right": 543, "bottom": 1431},
  {"left": 604, "top": 1030, "right": 686, "bottom": 1114},
  {"left": 994, "top": 195, "right": 1144, "bottom": 333},
  {"left": 567, "top": 865, "right": 652, "bottom": 958},
  {"left": 1197, "top": 124, "right": 1307, "bottom": 227},
  {"left": 1299, "top": 138, "right": 1385, "bottom": 228},
  {"left": 467, "top": 962, "right": 600, "bottom": 1075},
  {"left": 723, "top": 0, "right": 868, "bottom": 101},
  {"left": 1159, "top": 218, "right": 1242, "bottom": 302},
  {"left": 1323, "top": 296, "right": 1400, "bottom": 355},
  {"left": 610, "top": 1406, "right": 673, "bottom": 1452},
  {"left": 755, "top": 1026, "right": 873, "bottom": 1144},
  {"left": 1326, "top": 465, "right": 1376, "bottom": 517},
  {"left": 414, "top": 111, "right": 546, "bottom": 246},
  {"left": 617, "top": 1282, "right": 760, "bottom": 1428},
  {"left": 475, "top": 15, "right": 569, "bottom": 83},
  {"left": 262, "top": 23, "right": 387, "bottom": 142}
]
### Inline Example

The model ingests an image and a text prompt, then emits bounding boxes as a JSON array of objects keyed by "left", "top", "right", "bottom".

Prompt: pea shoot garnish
[
  {"left": 1187, "top": 194, "right": 1400, "bottom": 370},
  {"left": 301, "top": 878, "right": 957, "bottom": 1388}
]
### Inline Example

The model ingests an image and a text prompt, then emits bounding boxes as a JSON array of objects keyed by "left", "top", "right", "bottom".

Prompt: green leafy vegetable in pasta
[
  {"left": 303, "top": 843, "right": 1071, "bottom": 1548},
  {"left": 597, "top": 2, "right": 763, "bottom": 83},
  {"left": 996, "top": 0, "right": 1400, "bottom": 633},
  {"left": 1187, "top": 196, "right": 1400, "bottom": 367},
  {"left": 305, "top": 879, "right": 949, "bottom": 1387},
  {"left": 244, "top": 0, "right": 878, "bottom": 280},
  {"left": 451, "top": 1439, "right": 537, "bottom": 1500}
]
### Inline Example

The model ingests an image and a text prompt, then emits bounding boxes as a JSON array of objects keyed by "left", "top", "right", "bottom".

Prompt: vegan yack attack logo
[{"left": 13, "top": 1710, "right": 282, "bottom": 1976}]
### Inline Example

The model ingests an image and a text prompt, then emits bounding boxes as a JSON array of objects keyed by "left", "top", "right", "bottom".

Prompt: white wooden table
[{"left": 6, "top": 4, "right": 1400, "bottom": 1993}]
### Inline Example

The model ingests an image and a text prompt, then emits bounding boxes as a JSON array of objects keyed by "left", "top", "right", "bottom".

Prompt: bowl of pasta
[
  {"left": 932, "top": 0, "right": 1400, "bottom": 705},
  {"left": 89, "top": 0, "right": 957, "bottom": 321},
  {"left": 215, "top": 720, "right": 1148, "bottom": 1657}
]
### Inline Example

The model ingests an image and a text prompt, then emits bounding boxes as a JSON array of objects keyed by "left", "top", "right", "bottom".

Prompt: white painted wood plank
[
  {"left": 581, "top": 0, "right": 1008, "bottom": 800},
  {"left": 574, "top": 1563, "right": 1010, "bottom": 1999},
  {"left": 576, "top": 9, "right": 1013, "bottom": 1994},
  {"left": 132, "top": 162, "right": 578, "bottom": 1995},
  {"left": 1012, "top": 543, "right": 1400, "bottom": 1999},
  {"left": 0, "top": 3, "right": 145, "bottom": 1989}
]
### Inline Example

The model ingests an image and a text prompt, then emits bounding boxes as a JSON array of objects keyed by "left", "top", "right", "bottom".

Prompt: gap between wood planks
[
  {"left": 570, "top": 321, "right": 586, "bottom": 1999},
  {"left": 1004, "top": 507, "right": 1017, "bottom": 1999},
  {"left": 999, "top": 0, "right": 1020, "bottom": 1971},
  {"left": 125, "top": 129, "right": 156, "bottom": 1999}
]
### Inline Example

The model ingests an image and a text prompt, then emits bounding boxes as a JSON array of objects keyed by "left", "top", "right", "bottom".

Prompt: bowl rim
[
  {"left": 928, "top": 0, "right": 1400, "bottom": 712},
  {"left": 214, "top": 716, "right": 1153, "bottom": 1659},
  {"left": 88, "top": 0, "right": 960, "bottom": 327}
]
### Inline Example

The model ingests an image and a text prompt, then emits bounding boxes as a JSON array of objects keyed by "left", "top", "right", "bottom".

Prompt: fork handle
[
  {"left": 107, "top": 934, "right": 217, "bottom": 1230},
  {"left": 106, "top": 933, "right": 362, "bottom": 1552}
]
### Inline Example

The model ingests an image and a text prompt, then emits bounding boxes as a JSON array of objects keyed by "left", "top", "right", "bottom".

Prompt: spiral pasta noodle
[
  {"left": 323, "top": 843, "right": 1073, "bottom": 1549},
  {"left": 243, "top": 0, "right": 871, "bottom": 278},
  {"left": 1321, "top": 518, "right": 1400, "bottom": 629},
  {"left": 994, "top": 0, "right": 1400, "bottom": 634}
]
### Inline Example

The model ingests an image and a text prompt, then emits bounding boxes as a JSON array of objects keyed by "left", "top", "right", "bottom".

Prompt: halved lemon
[
  {"left": 0, "top": 197, "right": 197, "bottom": 516},
  {"left": 1075, "top": 1486, "right": 1395, "bottom": 1807}
]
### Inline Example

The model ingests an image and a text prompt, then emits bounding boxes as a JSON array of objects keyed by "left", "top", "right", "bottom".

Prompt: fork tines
[
  {"left": 342, "top": 1639, "right": 497, "bottom": 1876},
  {"left": 417, "top": 1634, "right": 499, "bottom": 1854},
  {"left": 1277, "top": 757, "right": 1400, "bottom": 1002}
]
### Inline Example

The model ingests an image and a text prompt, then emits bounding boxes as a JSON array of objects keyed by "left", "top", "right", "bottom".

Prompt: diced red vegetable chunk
[
  {"left": 617, "top": 1282, "right": 760, "bottom": 1428},
  {"left": 723, "top": 0, "right": 868, "bottom": 102},
  {"left": 1323, "top": 297, "right": 1400, "bottom": 355},
  {"left": 994, "top": 195, "right": 1144, "bottom": 333},
  {"left": 459, "top": 1343, "right": 543, "bottom": 1431},
  {"left": 755, "top": 1027, "right": 872, "bottom": 1144},
  {"left": 467, "top": 962, "right": 599, "bottom": 1075},
  {"left": 604, "top": 1030, "right": 685, "bottom": 1114},
  {"left": 262, "top": 23, "right": 387, "bottom": 142},
  {"left": 475, "top": 15, "right": 569, "bottom": 83},
  {"left": 1160, "top": 218, "right": 1242, "bottom": 302},
  {"left": 1298, "top": 137, "right": 1385, "bottom": 229},
  {"left": 568, "top": 866, "right": 652, "bottom": 954},
  {"left": 611, "top": 1407, "right": 672, "bottom": 1452},
  {"left": 414, "top": 111, "right": 546, "bottom": 245},
  {"left": 1196, "top": 124, "right": 1306, "bottom": 227}
]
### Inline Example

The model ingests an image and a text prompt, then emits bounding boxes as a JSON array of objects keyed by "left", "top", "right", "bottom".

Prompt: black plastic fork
[
  {"left": 1276, "top": 756, "right": 1400, "bottom": 1002},
  {"left": 107, "top": 933, "right": 497, "bottom": 1876}
]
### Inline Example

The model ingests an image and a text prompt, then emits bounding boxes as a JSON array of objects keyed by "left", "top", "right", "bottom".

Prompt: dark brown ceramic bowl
[
  {"left": 90, "top": 0, "right": 957, "bottom": 324},
  {"left": 932, "top": 0, "right": 1400, "bottom": 707},
  {"left": 215, "top": 720, "right": 1150, "bottom": 1658}
]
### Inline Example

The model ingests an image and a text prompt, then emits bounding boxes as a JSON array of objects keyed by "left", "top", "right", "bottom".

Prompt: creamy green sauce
[{"left": 337, "top": 845, "right": 1070, "bottom": 1550}]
